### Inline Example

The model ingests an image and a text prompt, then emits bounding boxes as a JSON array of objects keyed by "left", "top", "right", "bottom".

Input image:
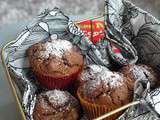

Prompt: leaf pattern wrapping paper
[{"left": 2, "top": 0, "right": 160, "bottom": 120}]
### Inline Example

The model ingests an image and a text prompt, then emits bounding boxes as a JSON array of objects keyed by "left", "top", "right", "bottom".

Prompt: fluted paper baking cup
[
  {"left": 33, "top": 66, "right": 83, "bottom": 90},
  {"left": 77, "top": 88, "right": 124, "bottom": 120}
]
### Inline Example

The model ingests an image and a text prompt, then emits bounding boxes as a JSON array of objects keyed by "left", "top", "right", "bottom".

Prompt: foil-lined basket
[{"left": 1, "top": 0, "right": 160, "bottom": 120}]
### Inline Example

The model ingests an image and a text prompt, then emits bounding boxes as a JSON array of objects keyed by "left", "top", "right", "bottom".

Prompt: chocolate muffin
[
  {"left": 77, "top": 70, "right": 133, "bottom": 120},
  {"left": 81, "top": 71, "right": 133, "bottom": 106},
  {"left": 27, "top": 36, "right": 84, "bottom": 89},
  {"left": 120, "top": 64, "right": 159, "bottom": 89},
  {"left": 33, "top": 90, "right": 80, "bottom": 120}
]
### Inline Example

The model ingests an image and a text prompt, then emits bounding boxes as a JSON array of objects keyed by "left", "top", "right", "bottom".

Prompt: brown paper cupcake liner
[{"left": 77, "top": 88, "right": 124, "bottom": 120}]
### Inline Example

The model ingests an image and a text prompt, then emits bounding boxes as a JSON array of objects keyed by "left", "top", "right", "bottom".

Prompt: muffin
[
  {"left": 27, "top": 36, "right": 84, "bottom": 89},
  {"left": 77, "top": 70, "right": 133, "bottom": 120},
  {"left": 120, "top": 64, "right": 159, "bottom": 89},
  {"left": 33, "top": 90, "right": 80, "bottom": 120}
]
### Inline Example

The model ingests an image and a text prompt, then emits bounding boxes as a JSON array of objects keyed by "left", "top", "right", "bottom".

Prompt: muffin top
[
  {"left": 78, "top": 64, "right": 109, "bottom": 83},
  {"left": 120, "top": 64, "right": 159, "bottom": 89},
  {"left": 34, "top": 90, "right": 79, "bottom": 114},
  {"left": 80, "top": 70, "right": 133, "bottom": 106},
  {"left": 27, "top": 37, "right": 83, "bottom": 77},
  {"left": 45, "top": 90, "right": 69, "bottom": 108}
]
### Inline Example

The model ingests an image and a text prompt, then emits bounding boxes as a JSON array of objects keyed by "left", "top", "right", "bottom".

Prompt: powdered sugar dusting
[
  {"left": 80, "top": 65, "right": 109, "bottom": 81},
  {"left": 82, "top": 65, "right": 124, "bottom": 94},
  {"left": 89, "top": 64, "right": 105, "bottom": 73},
  {"left": 84, "top": 80, "right": 102, "bottom": 93},
  {"left": 101, "top": 71, "right": 124, "bottom": 88},
  {"left": 40, "top": 38, "right": 73, "bottom": 59},
  {"left": 45, "top": 90, "right": 69, "bottom": 107}
]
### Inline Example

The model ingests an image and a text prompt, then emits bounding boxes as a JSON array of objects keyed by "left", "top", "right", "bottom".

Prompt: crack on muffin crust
[{"left": 46, "top": 90, "right": 69, "bottom": 108}]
